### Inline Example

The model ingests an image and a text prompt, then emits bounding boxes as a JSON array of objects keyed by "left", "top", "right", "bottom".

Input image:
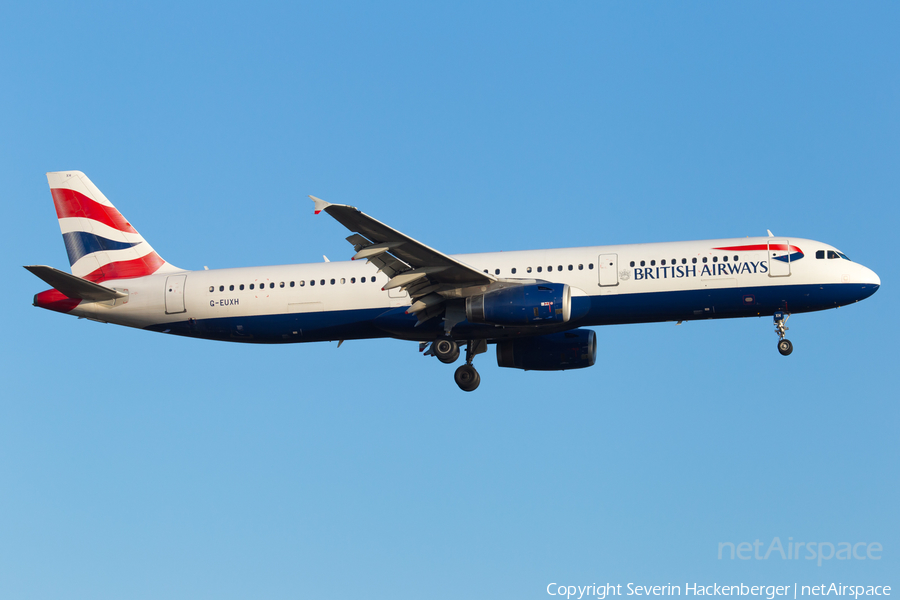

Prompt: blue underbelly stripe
[{"left": 145, "top": 283, "right": 878, "bottom": 344}]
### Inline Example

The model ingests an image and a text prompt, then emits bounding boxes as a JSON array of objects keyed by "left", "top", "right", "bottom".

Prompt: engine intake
[
  {"left": 496, "top": 329, "right": 597, "bottom": 371},
  {"left": 466, "top": 283, "right": 571, "bottom": 326}
]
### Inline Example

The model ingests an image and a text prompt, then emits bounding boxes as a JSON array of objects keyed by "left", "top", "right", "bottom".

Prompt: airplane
[{"left": 26, "top": 171, "right": 881, "bottom": 391}]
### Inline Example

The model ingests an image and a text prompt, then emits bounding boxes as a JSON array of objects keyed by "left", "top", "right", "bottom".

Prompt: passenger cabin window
[
  {"left": 511, "top": 268, "right": 517, "bottom": 274},
  {"left": 495, "top": 269, "right": 500, "bottom": 275},
  {"left": 640, "top": 261, "right": 645, "bottom": 267},
  {"left": 209, "top": 286, "right": 214, "bottom": 292},
  {"left": 230, "top": 285, "right": 235, "bottom": 291},
  {"left": 692, "top": 258, "right": 697, "bottom": 264},
  {"left": 239, "top": 284, "right": 244, "bottom": 290},
  {"left": 578, "top": 264, "right": 583, "bottom": 270},
  {"left": 290, "top": 281, "right": 295, "bottom": 287},
  {"left": 630, "top": 261, "right": 635, "bottom": 267},
  {"left": 537, "top": 266, "right": 542, "bottom": 273},
  {"left": 527, "top": 267, "right": 532, "bottom": 273}
]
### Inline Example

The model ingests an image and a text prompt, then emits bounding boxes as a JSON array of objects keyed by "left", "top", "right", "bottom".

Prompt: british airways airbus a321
[{"left": 27, "top": 171, "right": 880, "bottom": 391}]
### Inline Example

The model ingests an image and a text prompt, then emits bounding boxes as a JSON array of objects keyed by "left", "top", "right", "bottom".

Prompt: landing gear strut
[{"left": 774, "top": 311, "right": 793, "bottom": 356}]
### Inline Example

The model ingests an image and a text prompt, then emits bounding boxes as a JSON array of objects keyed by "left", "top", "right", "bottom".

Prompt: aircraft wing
[{"left": 311, "top": 196, "right": 496, "bottom": 323}]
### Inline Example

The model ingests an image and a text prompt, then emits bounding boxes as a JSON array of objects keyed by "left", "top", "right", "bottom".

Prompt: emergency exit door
[{"left": 165, "top": 275, "right": 187, "bottom": 314}]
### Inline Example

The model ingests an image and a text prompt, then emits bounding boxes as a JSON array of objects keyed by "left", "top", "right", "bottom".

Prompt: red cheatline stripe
[
  {"left": 714, "top": 244, "right": 801, "bottom": 253},
  {"left": 82, "top": 252, "right": 166, "bottom": 283},
  {"left": 51, "top": 188, "right": 138, "bottom": 234}
]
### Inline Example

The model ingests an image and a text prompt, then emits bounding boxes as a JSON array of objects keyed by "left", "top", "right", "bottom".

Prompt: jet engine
[
  {"left": 466, "top": 283, "right": 571, "bottom": 326},
  {"left": 496, "top": 329, "right": 597, "bottom": 371}
]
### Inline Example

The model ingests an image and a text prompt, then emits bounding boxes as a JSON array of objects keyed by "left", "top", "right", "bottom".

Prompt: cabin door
[
  {"left": 768, "top": 240, "right": 792, "bottom": 277},
  {"left": 598, "top": 254, "right": 618, "bottom": 286}
]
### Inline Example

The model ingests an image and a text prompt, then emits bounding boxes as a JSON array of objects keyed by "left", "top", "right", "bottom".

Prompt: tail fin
[{"left": 47, "top": 171, "right": 181, "bottom": 282}]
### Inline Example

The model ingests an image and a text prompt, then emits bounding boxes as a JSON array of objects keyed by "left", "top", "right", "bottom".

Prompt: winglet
[{"left": 309, "top": 195, "right": 331, "bottom": 215}]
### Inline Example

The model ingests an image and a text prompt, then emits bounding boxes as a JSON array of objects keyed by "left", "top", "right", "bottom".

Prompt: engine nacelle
[
  {"left": 466, "top": 283, "right": 571, "bottom": 326},
  {"left": 496, "top": 329, "right": 597, "bottom": 371}
]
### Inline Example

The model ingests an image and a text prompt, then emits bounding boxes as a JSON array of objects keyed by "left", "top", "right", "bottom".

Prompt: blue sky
[{"left": 1, "top": 2, "right": 897, "bottom": 599}]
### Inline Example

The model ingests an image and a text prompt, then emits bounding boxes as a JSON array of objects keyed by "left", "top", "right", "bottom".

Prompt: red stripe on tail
[
  {"left": 82, "top": 252, "right": 166, "bottom": 283},
  {"left": 51, "top": 188, "right": 138, "bottom": 234}
]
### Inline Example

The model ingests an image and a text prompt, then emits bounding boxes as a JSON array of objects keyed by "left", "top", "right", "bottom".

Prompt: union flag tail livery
[
  {"left": 47, "top": 171, "right": 180, "bottom": 280},
  {"left": 27, "top": 170, "right": 881, "bottom": 391}
]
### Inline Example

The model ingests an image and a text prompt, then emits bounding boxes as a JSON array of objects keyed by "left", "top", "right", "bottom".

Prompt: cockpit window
[
  {"left": 825, "top": 249, "right": 851, "bottom": 261},
  {"left": 816, "top": 250, "right": 825, "bottom": 259}
]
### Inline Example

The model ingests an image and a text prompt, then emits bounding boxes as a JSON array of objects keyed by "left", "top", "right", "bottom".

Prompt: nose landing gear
[{"left": 774, "top": 311, "right": 793, "bottom": 356}]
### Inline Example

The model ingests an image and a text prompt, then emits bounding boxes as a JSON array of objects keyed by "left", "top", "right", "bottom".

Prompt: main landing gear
[
  {"left": 454, "top": 363, "right": 480, "bottom": 392},
  {"left": 432, "top": 335, "right": 460, "bottom": 364},
  {"left": 774, "top": 311, "right": 793, "bottom": 356},
  {"left": 427, "top": 336, "right": 485, "bottom": 391}
]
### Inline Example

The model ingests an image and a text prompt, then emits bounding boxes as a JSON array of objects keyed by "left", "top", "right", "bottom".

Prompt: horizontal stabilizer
[{"left": 24, "top": 265, "right": 127, "bottom": 301}]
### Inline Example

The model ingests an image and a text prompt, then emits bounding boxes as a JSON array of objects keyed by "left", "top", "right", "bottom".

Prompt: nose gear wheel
[{"left": 773, "top": 311, "right": 793, "bottom": 356}]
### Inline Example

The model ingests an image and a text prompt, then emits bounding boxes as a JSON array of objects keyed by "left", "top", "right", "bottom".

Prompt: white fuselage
[{"left": 58, "top": 236, "right": 880, "bottom": 344}]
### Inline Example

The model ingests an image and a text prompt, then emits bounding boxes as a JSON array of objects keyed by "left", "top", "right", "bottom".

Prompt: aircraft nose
[
  {"left": 858, "top": 265, "right": 880, "bottom": 300},
  {"left": 865, "top": 266, "right": 881, "bottom": 288}
]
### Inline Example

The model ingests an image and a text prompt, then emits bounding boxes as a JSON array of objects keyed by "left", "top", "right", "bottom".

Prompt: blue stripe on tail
[{"left": 62, "top": 231, "right": 140, "bottom": 266}]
